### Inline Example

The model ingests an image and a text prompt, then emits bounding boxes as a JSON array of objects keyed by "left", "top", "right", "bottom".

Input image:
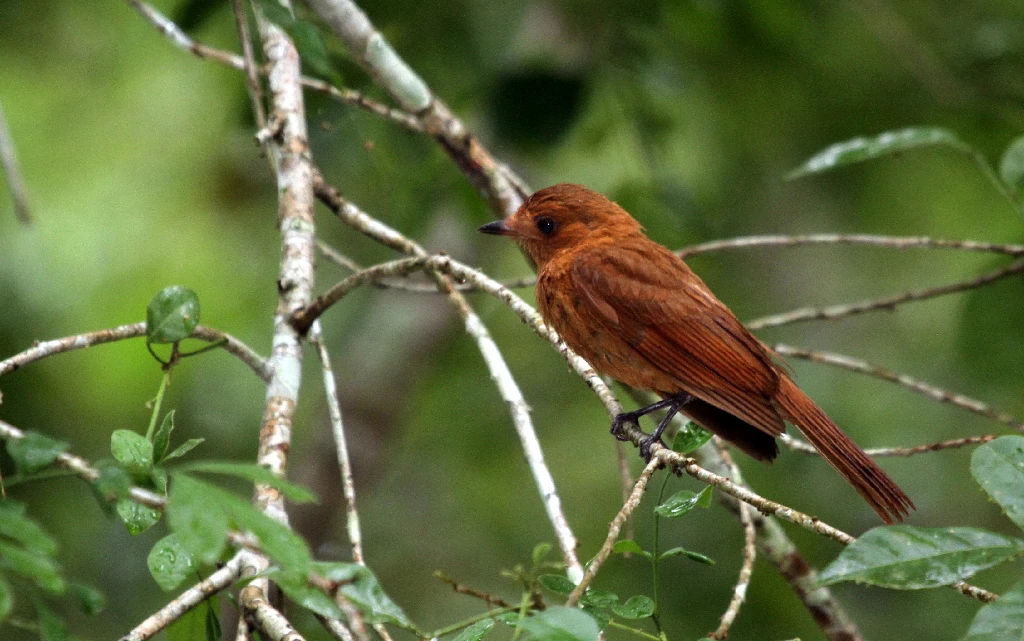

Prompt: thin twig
[
  {"left": 772, "top": 344, "right": 1024, "bottom": 430},
  {"left": 118, "top": 551, "right": 247, "bottom": 641},
  {"left": 0, "top": 323, "right": 271, "bottom": 382},
  {"left": 615, "top": 441, "right": 635, "bottom": 546},
  {"left": 303, "top": 0, "right": 526, "bottom": 216},
  {"left": 781, "top": 433, "right": 997, "bottom": 457},
  {"left": 695, "top": 441, "right": 863, "bottom": 641},
  {"left": 0, "top": 419, "right": 165, "bottom": 510},
  {"left": 679, "top": 234, "right": 1024, "bottom": 258},
  {"left": 433, "top": 572, "right": 513, "bottom": 609},
  {"left": 710, "top": 443, "right": 757, "bottom": 640},
  {"left": 310, "top": 321, "right": 364, "bottom": 563},
  {"left": 241, "top": 582, "right": 308, "bottom": 641},
  {"left": 310, "top": 178, "right": 584, "bottom": 581},
  {"left": 566, "top": 458, "right": 661, "bottom": 607},
  {"left": 317, "top": 240, "right": 536, "bottom": 292},
  {"left": 124, "top": 0, "right": 421, "bottom": 132},
  {"left": 747, "top": 257, "right": 1024, "bottom": 330},
  {"left": 0, "top": 98, "right": 30, "bottom": 225},
  {"left": 230, "top": 0, "right": 266, "bottom": 130}
]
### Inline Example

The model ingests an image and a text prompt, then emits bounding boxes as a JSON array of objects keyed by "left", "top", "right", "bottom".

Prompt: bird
[{"left": 479, "top": 183, "right": 914, "bottom": 523}]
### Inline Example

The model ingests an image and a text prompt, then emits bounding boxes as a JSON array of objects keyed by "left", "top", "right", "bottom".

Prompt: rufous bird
[{"left": 479, "top": 183, "right": 913, "bottom": 523}]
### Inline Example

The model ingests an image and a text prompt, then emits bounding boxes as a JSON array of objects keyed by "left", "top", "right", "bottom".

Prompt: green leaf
[
  {"left": 111, "top": 430, "right": 154, "bottom": 475},
  {"left": 151, "top": 467, "right": 169, "bottom": 494},
  {"left": 962, "top": 578, "right": 1024, "bottom": 641},
  {"left": 654, "top": 485, "right": 712, "bottom": 518},
  {"left": 205, "top": 596, "right": 222, "bottom": 641},
  {"left": 6, "top": 431, "right": 68, "bottom": 473},
  {"left": 671, "top": 422, "right": 712, "bottom": 454},
  {"left": 317, "top": 561, "right": 411, "bottom": 627},
  {"left": 148, "top": 534, "right": 197, "bottom": 592},
  {"left": 451, "top": 618, "right": 495, "bottom": 641},
  {"left": 0, "top": 502, "right": 58, "bottom": 556},
  {"left": 270, "top": 568, "right": 343, "bottom": 619},
  {"left": 532, "top": 542, "right": 552, "bottom": 565},
  {"left": 250, "top": 0, "right": 336, "bottom": 80},
  {"left": 67, "top": 582, "right": 106, "bottom": 615},
  {"left": 168, "top": 600, "right": 207, "bottom": 641},
  {"left": 35, "top": 598, "right": 69, "bottom": 641},
  {"left": 581, "top": 604, "right": 610, "bottom": 631},
  {"left": 153, "top": 410, "right": 176, "bottom": 464},
  {"left": 92, "top": 459, "right": 132, "bottom": 502},
  {"left": 0, "top": 577, "right": 12, "bottom": 621},
  {"left": 579, "top": 589, "right": 617, "bottom": 609},
  {"left": 519, "top": 607, "right": 600, "bottom": 641},
  {"left": 972, "top": 436, "right": 1024, "bottom": 530},
  {"left": 177, "top": 461, "right": 316, "bottom": 503},
  {"left": 162, "top": 438, "right": 205, "bottom": 462},
  {"left": 539, "top": 574, "right": 576, "bottom": 595},
  {"left": 167, "top": 475, "right": 229, "bottom": 564},
  {"left": 788, "top": 127, "right": 971, "bottom": 179},
  {"left": 215, "top": 488, "right": 312, "bottom": 574},
  {"left": 659, "top": 547, "right": 715, "bottom": 564},
  {"left": 168, "top": 602, "right": 206, "bottom": 641},
  {"left": 146, "top": 285, "right": 200, "bottom": 344},
  {"left": 0, "top": 540, "right": 64, "bottom": 594},
  {"left": 999, "top": 136, "right": 1024, "bottom": 199},
  {"left": 117, "top": 498, "right": 162, "bottom": 535},
  {"left": 610, "top": 595, "right": 655, "bottom": 619},
  {"left": 818, "top": 526, "right": 1024, "bottom": 589},
  {"left": 611, "top": 540, "right": 651, "bottom": 558}
]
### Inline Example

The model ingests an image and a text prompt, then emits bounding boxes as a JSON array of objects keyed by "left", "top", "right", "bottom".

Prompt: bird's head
[{"left": 478, "top": 183, "right": 643, "bottom": 268}]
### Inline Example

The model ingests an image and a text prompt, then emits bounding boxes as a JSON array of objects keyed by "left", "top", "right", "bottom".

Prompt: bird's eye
[{"left": 535, "top": 216, "right": 557, "bottom": 236}]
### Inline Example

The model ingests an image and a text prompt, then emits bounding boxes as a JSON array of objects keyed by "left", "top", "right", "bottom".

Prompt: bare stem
[
  {"left": 709, "top": 443, "right": 756, "bottom": 640},
  {"left": 679, "top": 234, "right": 1024, "bottom": 258},
  {"left": 0, "top": 98, "right": 30, "bottom": 224},
  {"left": 781, "top": 433, "right": 997, "bottom": 457}
]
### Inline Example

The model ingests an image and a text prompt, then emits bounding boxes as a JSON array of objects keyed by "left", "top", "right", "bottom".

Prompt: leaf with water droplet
[{"left": 148, "top": 534, "right": 196, "bottom": 592}]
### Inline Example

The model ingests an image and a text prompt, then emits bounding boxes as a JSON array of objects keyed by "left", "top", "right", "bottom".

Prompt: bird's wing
[{"left": 571, "top": 243, "right": 786, "bottom": 436}]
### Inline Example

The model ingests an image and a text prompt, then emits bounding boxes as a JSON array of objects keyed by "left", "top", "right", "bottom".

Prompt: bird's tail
[{"left": 775, "top": 376, "right": 914, "bottom": 523}]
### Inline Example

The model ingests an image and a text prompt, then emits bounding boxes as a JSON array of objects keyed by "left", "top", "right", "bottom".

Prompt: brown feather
[{"left": 484, "top": 183, "right": 914, "bottom": 522}]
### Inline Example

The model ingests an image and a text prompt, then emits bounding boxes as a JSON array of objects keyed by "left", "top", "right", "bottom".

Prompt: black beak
[{"left": 478, "top": 220, "right": 510, "bottom": 235}]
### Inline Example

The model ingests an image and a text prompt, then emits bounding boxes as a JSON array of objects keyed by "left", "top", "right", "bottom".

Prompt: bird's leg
[{"left": 611, "top": 393, "right": 694, "bottom": 460}]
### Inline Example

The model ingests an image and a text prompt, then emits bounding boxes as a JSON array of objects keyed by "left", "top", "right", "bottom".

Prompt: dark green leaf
[
  {"left": 538, "top": 574, "right": 575, "bottom": 595},
  {"left": 205, "top": 596, "right": 221, "bottom": 641},
  {"left": 68, "top": 582, "right": 106, "bottom": 615},
  {"left": 6, "top": 431, "right": 68, "bottom": 473},
  {"left": 654, "top": 486, "right": 712, "bottom": 518},
  {"left": 532, "top": 542, "right": 552, "bottom": 565},
  {"left": 92, "top": 460, "right": 132, "bottom": 502},
  {"left": 214, "top": 487, "right": 312, "bottom": 574},
  {"left": 972, "top": 436, "right": 1024, "bottom": 530},
  {"left": 177, "top": 461, "right": 316, "bottom": 503},
  {"left": 451, "top": 618, "right": 495, "bottom": 641},
  {"left": 270, "top": 568, "right": 342, "bottom": 619},
  {"left": 250, "top": 0, "right": 335, "bottom": 80},
  {"left": 579, "top": 589, "right": 617, "bottom": 609},
  {"left": 962, "top": 578, "right": 1024, "bottom": 641},
  {"left": 493, "top": 612, "right": 520, "bottom": 625},
  {"left": 612, "top": 540, "right": 651, "bottom": 558},
  {"left": 818, "top": 526, "right": 1024, "bottom": 589},
  {"left": 581, "top": 604, "right": 610, "bottom": 631},
  {"left": 0, "top": 577, "right": 12, "bottom": 621},
  {"left": 162, "top": 438, "right": 205, "bottom": 462},
  {"left": 146, "top": 285, "right": 200, "bottom": 343},
  {"left": 153, "top": 411, "right": 176, "bottom": 464},
  {"left": 151, "top": 467, "right": 169, "bottom": 494},
  {"left": 0, "top": 502, "right": 58, "bottom": 556},
  {"left": 999, "top": 137, "right": 1024, "bottom": 198},
  {"left": 168, "top": 600, "right": 206, "bottom": 641},
  {"left": 671, "top": 422, "right": 712, "bottom": 454},
  {"left": 168, "top": 475, "right": 229, "bottom": 564},
  {"left": 117, "top": 498, "right": 161, "bottom": 535},
  {"left": 36, "top": 598, "right": 69, "bottom": 641},
  {"left": 519, "top": 607, "right": 600, "bottom": 641},
  {"left": 316, "top": 561, "right": 411, "bottom": 626},
  {"left": 148, "top": 534, "right": 197, "bottom": 592},
  {"left": 0, "top": 540, "right": 64, "bottom": 594},
  {"left": 111, "top": 430, "right": 154, "bottom": 474},
  {"left": 788, "top": 127, "right": 971, "bottom": 179},
  {"left": 610, "top": 595, "right": 655, "bottom": 619},
  {"left": 659, "top": 547, "right": 715, "bottom": 564}
]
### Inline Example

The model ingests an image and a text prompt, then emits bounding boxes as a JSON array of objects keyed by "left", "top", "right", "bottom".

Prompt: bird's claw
[
  {"left": 638, "top": 436, "right": 664, "bottom": 462},
  {"left": 610, "top": 413, "right": 636, "bottom": 441}
]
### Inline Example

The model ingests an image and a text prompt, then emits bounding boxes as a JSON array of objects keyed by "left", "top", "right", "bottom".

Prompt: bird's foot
[
  {"left": 610, "top": 412, "right": 643, "bottom": 441},
  {"left": 638, "top": 435, "right": 665, "bottom": 462}
]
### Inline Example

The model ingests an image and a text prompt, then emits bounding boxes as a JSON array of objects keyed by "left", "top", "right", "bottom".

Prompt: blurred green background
[{"left": 1, "top": 0, "right": 1023, "bottom": 639}]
